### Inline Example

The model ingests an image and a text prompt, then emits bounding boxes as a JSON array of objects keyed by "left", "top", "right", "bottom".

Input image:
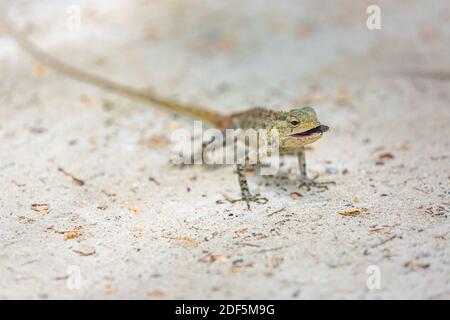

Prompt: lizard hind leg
[
  {"left": 297, "top": 147, "right": 335, "bottom": 191},
  {"left": 229, "top": 164, "right": 268, "bottom": 210}
]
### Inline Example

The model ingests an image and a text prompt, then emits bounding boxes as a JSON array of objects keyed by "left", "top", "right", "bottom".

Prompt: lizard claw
[
  {"left": 229, "top": 193, "right": 268, "bottom": 210},
  {"left": 298, "top": 177, "right": 335, "bottom": 191}
]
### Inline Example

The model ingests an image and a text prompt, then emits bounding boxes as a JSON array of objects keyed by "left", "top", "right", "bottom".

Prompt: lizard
[{"left": 4, "top": 21, "right": 334, "bottom": 209}]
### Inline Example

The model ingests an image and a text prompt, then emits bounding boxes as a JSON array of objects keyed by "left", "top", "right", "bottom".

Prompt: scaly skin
[
  {"left": 6, "top": 21, "right": 334, "bottom": 209},
  {"left": 225, "top": 107, "right": 334, "bottom": 208},
  {"left": 228, "top": 106, "right": 325, "bottom": 153}
]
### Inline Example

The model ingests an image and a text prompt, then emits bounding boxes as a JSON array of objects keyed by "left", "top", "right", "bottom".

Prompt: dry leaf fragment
[
  {"left": 58, "top": 167, "right": 85, "bottom": 186},
  {"left": 339, "top": 208, "right": 369, "bottom": 217},
  {"left": 148, "top": 289, "right": 165, "bottom": 299},
  {"left": 31, "top": 203, "right": 50, "bottom": 215},
  {"left": 106, "top": 286, "right": 117, "bottom": 294},
  {"left": 97, "top": 204, "right": 108, "bottom": 210},
  {"left": 148, "top": 177, "right": 161, "bottom": 185},
  {"left": 379, "top": 152, "right": 394, "bottom": 160},
  {"left": 244, "top": 233, "right": 268, "bottom": 241},
  {"left": 199, "top": 253, "right": 230, "bottom": 264},
  {"left": 296, "top": 230, "right": 319, "bottom": 237},
  {"left": 132, "top": 225, "right": 145, "bottom": 233},
  {"left": 170, "top": 236, "right": 198, "bottom": 248},
  {"left": 101, "top": 189, "right": 116, "bottom": 197},
  {"left": 230, "top": 261, "right": 254, "bottom": 272},
  {"left": 404, "top": 260, "right": 430, "bottom": 271},
  {"left": 290, "top": 192, "right": 303, "bottom": 200},
  {"left": 20, "top": 203, "right": 51, "bottom": 222},
  {"left": 64, "top": 232, "right": 82, "bottom": 240},
  {"left": 234, "top": 228, "right": 248, "bottom": 235},
  {"left": 18, "top": 215, "right": 39, "bottom": 223},
  {"left": 265, "top": 257, "right": 284, "bottom": 269},
  {"left": 79, "top": 94, "right": 92, "bottom": 106},
  {"left": 128, "top": 206, "right": 141, "bottom": 215},
  {"left": 49, "top": 225, "right": 86, "bottom": 239},
  {"left": 140, "top": 134, "right": 170, "bottom": 148}
]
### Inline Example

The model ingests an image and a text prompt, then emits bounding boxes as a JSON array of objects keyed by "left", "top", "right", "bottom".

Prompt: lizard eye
[{"left": 288, "top": 118, "right": 300, "bottom": 127}]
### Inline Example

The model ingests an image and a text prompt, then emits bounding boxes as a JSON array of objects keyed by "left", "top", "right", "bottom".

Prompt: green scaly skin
[{"left": 225, "top": 107, "right": 334, "bottom": 209}]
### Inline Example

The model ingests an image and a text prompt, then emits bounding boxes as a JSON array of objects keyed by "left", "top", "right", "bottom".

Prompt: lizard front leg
[
  {"left": 297, "top": 147, "right": 335, "bottom": 191},
  {"left": 230, "top": 164, "right": 268, "bottom": 209}
]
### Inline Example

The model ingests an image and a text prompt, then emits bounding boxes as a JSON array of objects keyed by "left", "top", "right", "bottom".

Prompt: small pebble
[{"left": 73, "top": 245, "right": 96, "bottom": 256}]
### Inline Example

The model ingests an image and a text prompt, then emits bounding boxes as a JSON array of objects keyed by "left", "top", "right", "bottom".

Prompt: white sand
[{"left": 0, "top": 0, "right": 449, "bottom": 299}]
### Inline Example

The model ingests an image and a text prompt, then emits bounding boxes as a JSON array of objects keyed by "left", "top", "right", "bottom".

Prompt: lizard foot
[
  {"left": 298, "top": 177, "right": 335, "bottom": 191},
  {"left": 230, "top": 193, "right": 268, "bottom": 210}
]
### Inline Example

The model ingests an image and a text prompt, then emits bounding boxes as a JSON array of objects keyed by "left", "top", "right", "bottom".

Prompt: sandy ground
[{"left": 0, "top": 0, "right": 449, "bottom": 299}]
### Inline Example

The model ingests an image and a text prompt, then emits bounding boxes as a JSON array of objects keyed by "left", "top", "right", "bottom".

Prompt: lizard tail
[{"left": 4, "top": 21, "right": 226, "bottom": 128}]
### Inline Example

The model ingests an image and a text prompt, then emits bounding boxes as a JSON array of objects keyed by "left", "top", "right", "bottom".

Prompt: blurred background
[
  {"left": 0, "top": 0, "right": 449, "bottom": 299},
  {"left": 2, "top": 0, "right": 449, "bottom": 108}
]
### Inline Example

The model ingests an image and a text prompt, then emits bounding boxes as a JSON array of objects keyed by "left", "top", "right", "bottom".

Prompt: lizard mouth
[{"left": 290, "top": 125, "right": 329, "bottom": 139}]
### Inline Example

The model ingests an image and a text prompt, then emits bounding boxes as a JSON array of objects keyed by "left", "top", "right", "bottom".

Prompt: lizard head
[{"left": 274, "top": 107, "right": 329, "bottom": 152}]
